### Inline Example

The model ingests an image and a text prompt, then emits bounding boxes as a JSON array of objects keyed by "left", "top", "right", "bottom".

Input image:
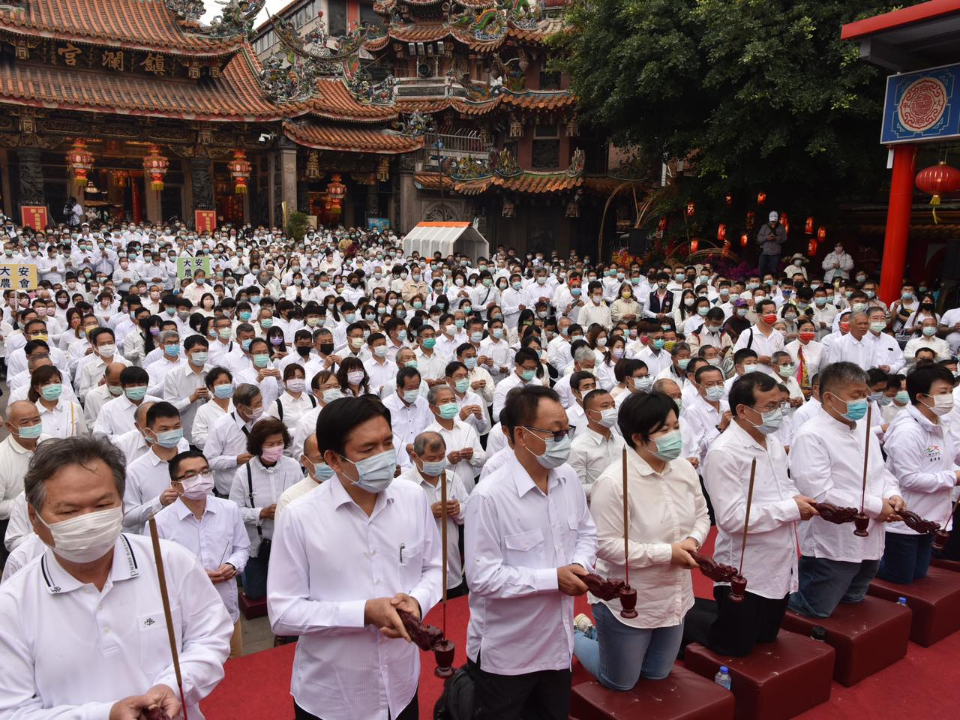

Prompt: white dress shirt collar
[{"left": 41, "top": 534, "right": 140, "bottom": 595}]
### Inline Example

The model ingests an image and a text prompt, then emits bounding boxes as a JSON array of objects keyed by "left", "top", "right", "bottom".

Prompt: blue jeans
[
  {"left": 788, "top": 556, "right": 880, "bottom": 619},
  {"left": 573, "top": 602, "right": 683, "bottom": 691},
  {"left": 878, "top": 532, "right": 935, "bottom": 584}
]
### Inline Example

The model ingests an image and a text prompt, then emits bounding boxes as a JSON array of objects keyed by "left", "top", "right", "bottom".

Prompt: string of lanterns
[{"left": 65, "top": 140, "right": 95, "bottom": 191}]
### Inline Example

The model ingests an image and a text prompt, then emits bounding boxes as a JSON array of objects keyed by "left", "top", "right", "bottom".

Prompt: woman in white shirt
[
  {"left": 574, "top": 390, "right": 709, "bottom": 691},
  {"left": 267, "top": 364, "right": 318, "bottom": 439},
  {"left": 597, "top": 336, "right": 625, "bottom": 392},
  {"left": 192, "top": 366, "right": 234, "bottom": 451},
  {"left": 228, "top": 417, "right": 301, "bottom": 600},
  {"left": 29, "top": 364, "right": 86, "bottom": 437},
  {"left": 197, "top": 292, "right": 217, "bottom": 318}
]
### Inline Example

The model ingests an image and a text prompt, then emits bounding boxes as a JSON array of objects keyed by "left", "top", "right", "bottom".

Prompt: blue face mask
[
  {"left": 521, "top": 369, "right": 536, "bottom": 382},
  {"left": 125, "top": 386, "right": 147, "bottom": 401},
  {"left": 419, "top": 458, "right": 447, "bottom": 476},
  {"left": 41, "top": 384, "right": 63, "bottom": 401},
  {"left": 214, "top": 384, "right": 234, "bottom": 399},
  {"left": 153, "top": 428, "right": 183, "bottom": 448},
  {"left": 164, "top": 344, "right": 180, "bottom": 358},
  {"left": 653, "top": 339, "right": 666, "bottom": 350},
  {"left": 341, "top": 449, "right": 396, "bottom": 493},
  {"left": 464, "top": 357, "right": 477, "bottom": 370},
  {"left": 832, "top": 394, "right": 868, "bottom": 422},
  {"left": 17, "top": 423, "right": 43, "bottom": 440},
  {"left": 895, "top": 390, "right": 910, "bottom": 404},
  {"left": 652, "top": 430, "right": 683, "bottom": 460},
  {"left": 437, "top": 402, "right": 459, "bottom": 420}
]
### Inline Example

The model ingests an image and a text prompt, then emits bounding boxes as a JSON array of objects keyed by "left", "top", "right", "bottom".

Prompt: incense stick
[
  {"left": 148, "top": 516, "right": 189, "bottom": 720},
  {"left": 737, "top": 459, "right": 757, "bottom": 575},
  {"left": 439, "top": 470, "right": 449, "bottom": 635},
  {"left": 860, "top": 404, "right": 872, "bottom": 513},
  {"left": 622, "top": 447, "right": 629, "bottom": 588}
]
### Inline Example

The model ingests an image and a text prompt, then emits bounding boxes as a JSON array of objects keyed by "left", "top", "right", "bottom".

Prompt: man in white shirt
[
  {"left": 904, "top": 316, "right": 952, "bottom": 366},
  {"left": 424, "top": 384, "right": 486, "bottom": 493},
  {"left": 465, "top": 384, "right": 597, "bottom": 720},
  {"left": 492, "top": 347, "right": 540, "bottom": 422},
  {"left": 684, "top": 364, "right": 732, "bottom": 465},
  {"left": 84, "top": 361, "right": 127, "bottom": 428},
  {"left": 788, "top": 361, "right": 905, "bottom": 618},
  {"left": 414, "top": 325, "right": 449, "bottom": 386},
  {"left": 569, "top": 389, "right": 625, "bottom": 500},
  {"left": 792, "top": 374, "right": 823, "bottom": 431},
  {"left": 578, "top": 281, "right": 613, "bottom": 329},
  {"left": 151, "top": 450, "right": 250, "bottom": 657},
  {"left": 94, "top": 367, "right": 162, "bottom": 436},
  {"left": 703, "top": 372, "right": 818, "bottom": 656},
  {"left": 865, "top": 307, "right": 905, "bottom": 374},
  {"left": 400, "top": 431, "right": 469, "bottom": 596},
  {"left": 75, "top": 327, "right": 131, "bottom": 402},
  {"left": 163, "top": 336, "right": 211, "bottom": 444},
  {"left": 205, "top": 384, "right": 261, "bottom": 496},
  {"left": 145, "top": 329, "right": 185, "bottom": 397},
  {"left": 276, "top": 435, "right": 330, "bottom": 518},
  {"left": 268, "top": 396, "right": 442, "bottom": 720},
  {"left": 363, "top": 332, "right": 399, "bottom": 397},
  {"left": 0, "top": 435, "right": 231, "bottom": 718},
  {"left": 0, "top": 401, "right": 45, "bottom": 566},
  {"left": 732, "top": 299, "right": 784, "bottom": 377},
  {"left": 383, "top": 367, "right": 435, "bottom": 448},
  {"left": 826, "top": 311, "right": 874, "bottom": 370}
]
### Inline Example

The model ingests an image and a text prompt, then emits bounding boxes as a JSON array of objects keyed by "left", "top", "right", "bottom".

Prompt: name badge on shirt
[{"left": 925, "top": 444, "right": 942, "bottom": 463}]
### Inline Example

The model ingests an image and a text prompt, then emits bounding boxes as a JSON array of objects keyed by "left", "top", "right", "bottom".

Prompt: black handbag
[{"left": 247, "top": 463, "right": 271, "bottom": 561}]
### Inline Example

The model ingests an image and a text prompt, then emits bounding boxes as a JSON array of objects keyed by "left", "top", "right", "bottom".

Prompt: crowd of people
[{"left": 0, "top": 208, "right": 958, "bottom": 720}]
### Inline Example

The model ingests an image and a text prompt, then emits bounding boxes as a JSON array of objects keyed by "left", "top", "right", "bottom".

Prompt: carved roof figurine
[
  {"left": 206, "top": 0, "right": 267, "bottom": 39},
  {"left": 567, "top": 147, "right": 585, "bottom": 177},
  {"left": 397, "top": 111, "right": 436, "bottom": 138},
  {"left": 165, "top": 0, "right": 207, "bottom": 23}
]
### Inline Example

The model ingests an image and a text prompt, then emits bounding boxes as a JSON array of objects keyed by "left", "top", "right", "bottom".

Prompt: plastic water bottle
[
  {"left": 714, "top": 666, "right": 732, "bottom": 691},
  {"left": 898, "top": 597, "right": 908, "bottom": 607}
]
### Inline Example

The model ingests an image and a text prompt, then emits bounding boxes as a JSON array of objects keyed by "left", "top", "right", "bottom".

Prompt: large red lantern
[
  {"left": 142, "top": 145, "right": 169, "bottom": 192},
  {"left": 916, "top": 161, "right": 960, "bottom": 223},
  {"left": 658, "top": 215, "right": 668, "bottom": 232},
  {"left": 327, "top": 173, "right": 347, "bottom": 208},
  {"left": 817, "top": 226, "right": 826, "bottom": 241},
  {"left": 717, "top": 223, "right": 727, "bottom": 241},
  {"left": 65, "top": 140, "right": 95, "bottom": 191},
  {"left": 686, "top": 201, "right": 695, "bottom": 217},
  {"left": 757, "top": 192, "right": 767, "bottom": 205},
  {"left": 740, "top": 232, "right": 749, "bottom": 248},
  {"left": 805, "top": 216, "right": 814, "bottom": 234},
  {"left": 690, "top": 238, "right": 699, "bottom": 253},
  {"left": 808, "top": 239, "right": 818, "bottom": 256},
  {"left": 780, "top": 212, "right": 790, "bottom": 234},
  {"left": 227, "top": 149, "right": 252, "bottom": 194},
  {"left": 724, "top": 193, "right": 733, "bottom": 207}
]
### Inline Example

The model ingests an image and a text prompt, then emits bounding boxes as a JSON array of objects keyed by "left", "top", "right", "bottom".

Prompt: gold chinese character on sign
[
  {"left": 15, "top": 42, "right": 29, "bottom": 60},
  {"left": 58, "top": 43, "right": 82, "bottom": 66},
  {"left": 142, "top": 53, "right": 166, "bottom": 75},
  {"left": 188, "top": 64, "right": 201, "bottom": 79},
  {"left": 102, "top": 50, "right": 124, "bottom": 72}
]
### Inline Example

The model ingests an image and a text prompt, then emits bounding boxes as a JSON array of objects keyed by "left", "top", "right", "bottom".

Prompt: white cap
[{"left": 769, "top": 211, "right": 779, "bottom": 222}]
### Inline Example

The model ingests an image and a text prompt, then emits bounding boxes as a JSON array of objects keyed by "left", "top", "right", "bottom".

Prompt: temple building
[{"left": 0, "top": 0, "right": 637, "bottom": 254}]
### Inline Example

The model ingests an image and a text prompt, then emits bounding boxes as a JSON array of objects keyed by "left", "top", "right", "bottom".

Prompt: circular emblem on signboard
[{"left": 899, "top": 77, "right": 948, "bottom": 132}]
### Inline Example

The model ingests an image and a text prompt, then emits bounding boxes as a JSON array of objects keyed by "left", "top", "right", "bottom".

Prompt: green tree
[{"left": 556, "top": 0, "right": 920, "bottom": 223}]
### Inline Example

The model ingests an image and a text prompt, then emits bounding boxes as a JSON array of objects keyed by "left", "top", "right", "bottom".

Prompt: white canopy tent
[{"left": 402, "top": 222, "right": 490, "bottom": 263}]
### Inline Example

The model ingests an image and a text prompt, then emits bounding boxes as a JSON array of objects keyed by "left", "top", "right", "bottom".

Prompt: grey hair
[
  {"left": 234, "top": 383, "right": 261, "bottom": 408},
  {"left": 867, "top": 306, "right": 886, "bottom": 318},
  {"left": 772, "top": 350, "right": 791, "bottom": 363},
  {"left": 670, "top": 342, "right": 692, "bottom": 358},
  {"left": 849, "top": 311, "right": 869, "bottom": 323},
  {"left": 412, "top": 431, "right": 446, "bottom": 457},
  {"left": 573, "top": 346, "right": 595, "bottom": 364},
  {"left": 819, "top": 361, "right": 869, "bottom": 399},
  {"left": 158, "top": 330, "right": 179, "bottom": 345},
  {"left": 427, "top": 383, "right": 455, "bottom": 406},
  {"left": 652, "top": 378, "right": 679, "bottom": 395},
  {"left": 25, "top": 436, "right": 125, "bottom": 512}
]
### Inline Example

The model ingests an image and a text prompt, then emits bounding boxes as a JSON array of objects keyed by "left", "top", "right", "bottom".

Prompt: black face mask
[
  {"left": 297, "top": 346, "right": 312, "bottom": 358},
  {"left": 320, "top": 342, "right": 335, "bottom": 355}
]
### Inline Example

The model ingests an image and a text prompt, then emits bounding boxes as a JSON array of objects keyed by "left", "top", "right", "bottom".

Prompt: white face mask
[
  {"left": 36, "top": 506, "right": 123, "bottom": 564},
  {"left": 924, "top": 393, "right": 955, "bottom": 417},
  {"left": 181, "top": 473, "right": 215, "bottom": 500}
]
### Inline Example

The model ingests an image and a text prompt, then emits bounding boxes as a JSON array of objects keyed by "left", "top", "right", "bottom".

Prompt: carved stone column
[
  {"left": 279, "top": 140, "right": 298, "bottom": 220},
  {"left": 366, "top": 182, "right": 379, "bottom": 222},
  {"left": 18, "top": 147, "right": 44, "bottom": 207},
  {"left": 189, "top": 156, "right": 214, "bottom": 211}
]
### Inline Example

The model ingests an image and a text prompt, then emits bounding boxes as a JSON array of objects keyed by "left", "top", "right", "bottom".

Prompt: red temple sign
[
  {"left": 20, "top": 206, "right": 48, "bottom": 232},
  {"left": 194, "top": 210, "right": 216, "bottom": 233}
]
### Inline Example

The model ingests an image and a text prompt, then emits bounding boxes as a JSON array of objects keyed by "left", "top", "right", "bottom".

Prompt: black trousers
[
  {"left": 468, "top": 658, "right": 571, "bottom": 720},
  {"left": 707, "top": 586, "right": 789, "bottom": 657},
  {"left": 294, "top": 694, "right": 417, "bottom": 720}
]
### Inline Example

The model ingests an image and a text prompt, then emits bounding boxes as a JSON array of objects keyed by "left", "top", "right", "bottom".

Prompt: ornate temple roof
[
  {"left": 0, "top": 0, "right": 243, "bottom": 57},
  {"left": 394, "top": 89, "right": 574, "bottom": 116},
  {"left": 304, "top": 80, "right": 400, "bottom": 123},
  {"left": 414, "top": 169, "right": 584, "bottom": 195},
  {"left": 283, "top": 120, "right": 423, "bottom": 154}
]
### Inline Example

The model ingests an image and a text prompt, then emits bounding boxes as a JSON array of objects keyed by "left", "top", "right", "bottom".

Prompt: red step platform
[
  {"left": 781, "top": 596, "right": 911, "bottom": 686},
  {"left": 570, "top": 666, "right": 735, "bottom": 720},
  {"left": 868, "top": 565, "right": 960, "bottom": 647},
  {"left": 239, "top": 591, "right": 268, "bottom": 620},
  {"left": 684, "top": 631, "right": 835, "bottom": 720},
  {"left": 932, "top": 557, "right": 960, "bottom": 572}
]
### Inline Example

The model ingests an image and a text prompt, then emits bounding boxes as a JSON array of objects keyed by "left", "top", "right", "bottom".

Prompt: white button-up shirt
[
  {"left": 465, "top": 455, "right": 597, "bottom": 674},
  {"left": 122, "top": 441, "right": 191, "bottom": 531},
  {"left": 145, "top": 355, "right": 185, "bottom": 397},
  {"left": 363, "top": 357, "right": 400, "bottom": 397},
  {"left": 0, "top": 436, "right": 35, "bottom": 520},
  {"left": 704, "top": 422, "right": 801, "bottom": 599},
  {"left": 413, "top": 348, "right": 449, "bottom": 382},
  {"left": 683, "top": 394, "right": 730, "bottom": 465},
  {"left": 150, "top": 497, "right": 251, "bottom": 622},
  {"left": 868, "top": 332, "right": 906, "bottom": 373},
  {"left": 265, "top": 390, "right": 318, "bottom": 436},
  {"left": 0, "top": 535, "right": 231, "bottom": 718},
  {"left": 93, "top": 394, "right": 162, "bottom": 436},
  {"left": 791, "top": 412, "right": 900, "bottom": 562},
  {"left": 589, "top": 450, "right": 709, "bottom": 628},
  {"left": 192, "top": 399, "right": 232, "bottom": 452},
  {"left": 883, "top": 405, "right": 959, "bottom": 536},
  {"left": 732, "top": 326, "right": 785, "bottom": 377},
  {"left": 36, "top": 398, "right": 87, "bottom": 438},
  {"left": 267, "top": 475, "right": 442, "bottom": 720},
  {"left": 163, "top": 362, "right": 211, "bottom": 443},
  {"left": 424, "top": 419, "right": 485, "bottom": 494},
  {"left": 826, "top": 332, "right": 874, "bottom": 370},
  {"left": 382, "top": 393, "right": 436, "bottom": 448},
  {"left": 228, "top": 456, "right": 302, "bottom": 555},
  {"left": 205, "top": 412, "right": 255, "bottom": 495},
  {"left": 569, "top": 427, "right": 625, "bottom": 499},
  {"left": 398, "top": 467, "right": 468, "bottom": 589}
]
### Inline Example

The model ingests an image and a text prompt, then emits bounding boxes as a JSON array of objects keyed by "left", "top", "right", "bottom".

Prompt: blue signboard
[
  {"left": 881, "top": 62, "right": 960, "bottom": 144},
  {"left": 367, "top": 217, "right": 390, "bottom": 232}
]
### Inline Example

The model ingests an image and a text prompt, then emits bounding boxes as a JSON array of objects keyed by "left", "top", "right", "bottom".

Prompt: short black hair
[
  {"left": 906, "top": 364, "right": 955, "bottom": 404},
  {"left": 205, "top": 366, "right": 232, "bottom": 389},
  {"left": 694, "top": 364, "right": 723, "bottom": 384},
  {"left": 501, "top": 385, "right": 561, "bottom": 441},
  {"left": 315, "top": 396, "right": 392, "bottom": 457},
  {"left": 570, "top": 370, "right": 595, "bottom": 393},
  {"left": 246, "top": 417, "right": 290, "bottom": 456},
  {"left": 733, "top": 348, "right": 759, "bottom": 365},
  {"left": 120, "top": 366, "right": 149, "bottom": 387},
  {"left": 618, "top": 391, "right": 678, "bottom": 448},
  {"left": 819, "top": 361, "right": 869, "bottom": 399},
  {"left": 582, "top": 388, "right": 611, "bottom": 411},
  {"left": 168, "top": 450, "right": 208, "bottom": 482},
  {"left": 184, "top": 334, "right": 208, "bottom": 352},
  {"left": 146, "top": 401, "right": 180, "bottom": 427},
  {"left": 729, "top": 372, "right": 778, "bottom": 414},
  {"left": 396, "top": 366, "right": 421, "bottom": 387}
]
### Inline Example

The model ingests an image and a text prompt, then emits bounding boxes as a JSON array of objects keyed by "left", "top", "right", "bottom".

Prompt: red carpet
[{"left": 202, "top": 531, "right": 960, "bottom": 719}]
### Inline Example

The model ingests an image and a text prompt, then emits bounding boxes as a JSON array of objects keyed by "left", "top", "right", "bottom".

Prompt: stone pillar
[
  {"left": 189, "top": 156, "right": 214, "bottom": 211},
  {"left": 17, "top": 147, "right": 44, "bottom": 207},
  {"left": 366, "top": 182, "right": 379, "bottom": 223},
  {"left": 144, "top": 172, "right": 161, "bottom": 224},
  {"left": 267, "top": 152, "right": 276, "bottom": 228},
  {"left": 0, "top": 149, "right": 12, "bottom": 218},
  {"left": 279, "top": 141, "right": 298, "bottom": 222}
]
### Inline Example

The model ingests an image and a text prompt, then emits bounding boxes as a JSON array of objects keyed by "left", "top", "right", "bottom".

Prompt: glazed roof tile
[
  {"left": 284, "top": 120, "right": 423, "bottom": 154},
  {"left": 415, "top": 170, "right": 583, "bottom": 194}
]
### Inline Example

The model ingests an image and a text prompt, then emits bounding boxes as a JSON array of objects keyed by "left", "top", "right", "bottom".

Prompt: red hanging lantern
[
  {"left": 746, "top": 211, "right": 755, "bottom": 230},
  {"left": 916, "top": 161, "right": 960, "bottom": 223},
  {"left": 780, "top": 212, "right": 789, "bottom": 234},
  {"left": 686, "top": 201, "right": 695, "bottom": 217},
  {"left": 805, "top": 216, "right": 814, "bottom": 234},
  {"left": 227, "top": 149, "right": 252, "bottom": 194},
  {"left": 808, "top": 239, "right": 818, "bottom": 256},
  {"left": 817, "top": 226, "right": 826, "bottom": 241},
  {"left": 142, "top": 145, "right": 169, "bottom": 192},
  {"left": 740, "top": 232, "right": 749, "bottom": 247},
  {"left": 658, "top": 215, "right": 668, "bottom": 232},
  {"left": 327, "top": 173, "right": 347, "bottom": 209},
  {"left": 65, "top": 139, "right": 95, "bottom": 191},
  {"left": 717, "top": 223, "right": 727, "bottom": 241},
  {"left": 722, "top": 239, "right": 731, "bottom": 255},
  {"left": 690, "top": 238, "right": 699, "bottom": 253},
  {"left": 757, "top": 192, "right": 767, "bottom": 205},
  {"left": 724, "top": 193, "right": 733, "bottom": 207}
]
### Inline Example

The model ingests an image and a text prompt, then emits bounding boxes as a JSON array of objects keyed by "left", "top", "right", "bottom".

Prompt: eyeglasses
[
  {"left": 174, "top": 469, "right": 212, "bottom": 483},
  {"left": 523, "top": 426, "right": 573, "bottom": 442}
]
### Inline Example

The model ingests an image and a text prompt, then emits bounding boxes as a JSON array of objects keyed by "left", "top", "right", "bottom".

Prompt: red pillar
[{"left": 879, "top": 144, "right": 917, "bottom": 305}]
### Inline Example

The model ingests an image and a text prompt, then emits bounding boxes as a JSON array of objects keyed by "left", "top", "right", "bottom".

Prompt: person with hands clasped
[
  {"left": 465, "top": 385, "right": 597, "bottom": 720},
  {"left": 268, "top": 396, "right": 442, "bottom": 720},
  {"left": 573, "top": 391, "right": 708, "bottom": 691},
  {"left": 789, "top": 362, "right": 906, "bottom": 618}
]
